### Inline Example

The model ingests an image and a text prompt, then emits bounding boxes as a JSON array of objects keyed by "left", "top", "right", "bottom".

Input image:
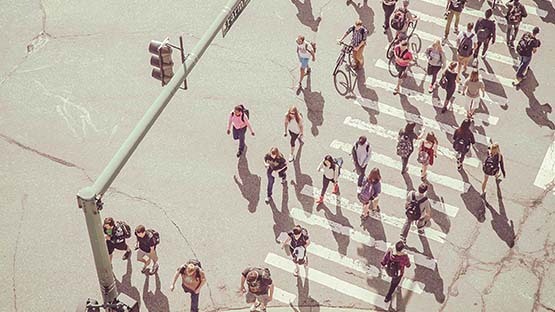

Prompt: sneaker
[
  {"left": 122, "top": 250, "right": 131, "bottom": 261},
  {"left": 236, "top": 150, "right": 242, "bottom": 158},
  {"left": 141, "top": 266, "right": 150, "bottom": 274},
  {"left": 356, "top": 186, "right": 362, "bottom": 194},
  {"left": 481, "top": 52, "right": 487, "bottom": 59},
  {"left": 294, "top": 267, "right": 299, "bottom": 277},
  {"left": 454, "top": 27, "right": 459, "bottom": 34},
  {"left": 249, "top": 303, "right": 260, "bottom": 312},
  {"left": 428, "top": 84, "right": 434, "bottom": 93},
  {"left": 150, "top": 263, "right": 159, "bottom": 274},
  {"left": 315, "top": 196, "right": 324, "bottom": 204},
  {"left": 265, "top": 196, "right": 272, "bottom": 204},
  {"left": 288, "top": 154, "right": 294, "bottom": 162}
]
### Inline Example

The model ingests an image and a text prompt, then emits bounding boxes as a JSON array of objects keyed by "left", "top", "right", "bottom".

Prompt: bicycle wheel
[
  {"left": 410, "top": 33, "right": 422, "bottom": 57},
  {"left": 407, "top": 20, "right": 418, "bottom": 38},
  {"left": 333, "top": 50, "right": 345, "bottom": 75},
  {"left": 388, "top": 57, "right": 399, "bottom": 78},
  {"left": 334, "top": 69, "right": 350, "bottom": 96},
  {"left": 386, "top": 40, "right": 395, "bottom": 60}
]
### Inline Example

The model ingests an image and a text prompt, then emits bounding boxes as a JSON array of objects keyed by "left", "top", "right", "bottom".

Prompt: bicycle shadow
[
  {"left": 291, "top": 0, "right": 322, "bottom": 32},
  {"left": 302, "top": 74, "right": 325, "bottom": 136}
]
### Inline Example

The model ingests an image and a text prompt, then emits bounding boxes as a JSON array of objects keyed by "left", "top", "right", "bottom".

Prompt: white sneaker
[
  {"left": 356, "top": 186, "right": 362, "bottom": 194},
  {"left": 288, "top": 154, "right": 294, "bottom": 162},
  {"left": 265, "top": 196, "right": 272, "bottom": 204}
]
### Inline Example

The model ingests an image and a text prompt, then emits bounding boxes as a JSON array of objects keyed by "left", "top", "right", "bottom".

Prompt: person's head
[
  {"left": 355, "top": 19, "right": 363, "bottom": 29},
  {"left": 459, "top": 118, "right": 472, "bottom": 131},
  {"left": 489, "top": 143, "right": 500, "bottom": 155},
  {"left": 533, "top": 26, "right": 540, "bottom": 37},
  {"left": 135, "top": 225, "right": 146, "bottom": 238},
  {"left": 185, "top": 263, "right": 197, "bottom": 276},
  {"left": 358, "top": 136, "right": 367, "bottom": 146},
  {"left": 234, "top": 105, "right": 244, "bottom": 117},
  {"left": 402, "top": 0, "right": 409, "bottom": 8},
  {"left": 432, "top": 39, "right": 443, "bottom": 52},
  {"left": 269, "top": 147, "right": 281, "bottom": 159},
  {"left": 292, "top": 225, "right": 303, "bottom": 238},
  {"left": 324, "top": 155, "right": 335, "bottom": 168},
  {"left": 399, "top": 40, "right": 409, "bottom": 50},
  {"left": 467, "top": 22, "right": 474, "bottom": 32},
  {"left": 395, "top": 240, "right": 405, "bottom": 252},
  {"left": 404, "top": 121, "right": 417, "bottom": 135},
  {"left": 470, "top": 69, "right": 480, "bottom": 82},
  {"left": 103, "top": 217, "right": 115, "bottom": 230},
  {"left": 418, "top": 183, "right": 428, "bottom": 194},
  {"left": 296, "top": 35, "right": 305, "bottom": 44},
  {"left": 513, "top": 0, "right": 520, "bottom": 4},
  {"left": 485, "top": 8, "right": 493, "bottom": 19},
  {"left": 368, "top": 167, "right": 381, "bottom": 183},
  {"left": 448, "top": 61, "right": 458, "bottom": 71},
  {"left": 246, "top": 270, "right": 259, "bottom": 283},
  {"left": 425, "top": 131, "right": 437, "bottom": 144},
  {"left": 287, "top": 105, "right": 301, "bottom": 122}
]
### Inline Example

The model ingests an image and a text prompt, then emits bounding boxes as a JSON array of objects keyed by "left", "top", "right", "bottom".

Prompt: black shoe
[
  {"left": 384, "top": 296, "right": 392, "bottom": 303},
  {"left": 236, "top": 150, "right": 242, "bottom": 157},
  {"left": 441, "top": 107, "right": 447, "bottom": 113},
  {"left": 122, "top": 250, "right": 131, "bottom": 261}
]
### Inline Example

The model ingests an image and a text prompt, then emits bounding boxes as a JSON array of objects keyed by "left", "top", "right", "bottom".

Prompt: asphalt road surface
[{"left": 2, "top": 0, "right": 555, "bottom": 311}]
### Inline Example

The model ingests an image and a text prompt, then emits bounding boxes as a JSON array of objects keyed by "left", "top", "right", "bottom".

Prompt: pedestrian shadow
[
  {"left": 234, "top": 147, "right": 261, "bottom": 213},
  {"left": 270, "top": 185, "right": 296, "bottom": 243},
  {"left": 115, "top": 259, "right": 141, "bottom": 308},
  {"left": 291, "top": 143, "right": 315, "bottom": 214},
  {"left": 423, "top": 182, "right": 451, "bottom": 235},
  {"left": 291, "top": 275, "right": 320, "bottom": 312},
  {"left": 355, "top": 67, "right": 380, "bottom": 124},
  {"left": 317, "top": 200, "right": 352, "bottom": 255},
  {"left": 460, "top": 185, "right": 486, "bottom": 223},
  {"left": 399, "top": 94, "right": 421, "bottom": 120},
  {"left": 433, "top": 102, "right": 459, "bottom": 128},
  {"left": 484, "top": 180, "right": 515, "bottom": 248},
  {"left": 480, "top": 60, "right": 509, "bottom": 108},
  {"left": 402, "top": 171, "right": 415, "bottom": 191},
  {"left": 409, "top": 235, "right": 446, "bottom": 303},
  {"left": 291, "top": 0, "right": 322, "bottom": 32},
  {"left": 518, "top": 70, "right": 555, "bottom": 130},
  {"left": 142, "top": 273, "right": 170, "bottom": 312},
  {"left": 466, "top": 0, "right": 487, "bottom": 10},
  {"left": 302, "top": 74, "right": 325, "bottom": 136},
  {"left": 533, "top": 0, "right": 555, "bottom": 24},
  {"left": 346, "top": 0, "right": 375, "bottom": 37}
]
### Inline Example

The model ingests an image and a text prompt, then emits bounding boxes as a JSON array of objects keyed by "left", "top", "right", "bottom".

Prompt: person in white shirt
[
  {"left": 284, "top": 106, "right": 304, "bottom": 162},
  {"left": 351, "top": 136, "right": 372, "bottom": 190},
  {"left": 316, "top": 155, "right": 340, "bottom": 204},
  {"left": 296, "top": 35, "right": 315, "bottom": 90}
]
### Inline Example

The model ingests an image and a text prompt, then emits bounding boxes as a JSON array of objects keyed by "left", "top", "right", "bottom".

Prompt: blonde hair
[
  {"left": 355, "top": 20, "right": 363, "bottom": 26},
  {"left": 469, "top": 70, "right": 480, "bottom": 82},
  {"left": 490, "top": 143, "right": 500, "bottom": 155},
  {"left": 432, "top": 40, "right": 443, "bottom": 53},
  {"left": 185, "top": 264, "right": 196, "bottom": 275},
  {"left": 286, "top": 106, "right": 302, "bottom": 123}
]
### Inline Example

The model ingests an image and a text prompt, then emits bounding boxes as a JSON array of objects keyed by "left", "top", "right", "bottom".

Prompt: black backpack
[
  {"left": 476, "top": 19, "right": 493, "bottom": 43},
  {"left": 148, "top": 229, "right": 160, "bottom": 246},
  {"left": 180, "top": 259, "right": 203, "bottom": 279},
  {"left": 516, "top": 33, "right": 534, "bottom": 56},
  {"left": 453, "top": 137, "right": 470, "bottom": 153},
  {"left": 507, "top": 4, "right": 523, "bottom": 23},
  {"left": 405, "top": 192, "right": 427, "bottom": 221},
  {"left": 117, "top": 221, "right": 132, "bottom": 239},
  {"left": 457, "top": 33, "right": 475, "bottom": 57},
  {"left": 391, "top": 8, "right": 407, "bottom": 31},
  {"left": 483, "top": 154, "right": 499, "bottom": 175},
  {"left": 386, "top": 257, "right": 401, "bottom": 277}
]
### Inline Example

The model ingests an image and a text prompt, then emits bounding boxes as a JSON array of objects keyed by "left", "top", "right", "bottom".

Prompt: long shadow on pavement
[
  {"left": 234, "top": 147, "right": 262, "bottom": 213},
  {"left": 291, "top": 0, "right": 322, "bottom": 32},
  {"left": 291, "top": 143, "right": 315, "bottom": 214},
  {"left": 115, "top": 259, "right": 141, "bottom": 309},
  {"left": 355, "top": 67, "right": 380, "bottom": 124},
  {"left": 143, "top": 272, "right": 170, "bottom": 312},
  {"left": 291, "top": 274, "right": 321, "bottom": 312},
  {"left": 270, "top": 185, "right": 296, "bottom": 243},
  {"left": 317, "top": 199, "right": 353, "bottom": 256},
  {"left": 518, "top": 70, "right": 555, "bottom": 130},
  {"left": 302, "top": 74, "right": 325, "bottom": 136},
  {"left": 484, "top": 180, "right": 515, "bottom": 248}
]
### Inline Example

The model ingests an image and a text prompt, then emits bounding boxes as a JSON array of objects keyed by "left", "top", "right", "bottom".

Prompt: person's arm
[
  {"left": 240, "top": 274, "right": 247, "bottom": 293},
  {"left": 268, "top": 283, "right": 275, "bottom": 301},
  {"left": 317, "top": 161, "right": 323, "bottom": 172},
  {"left": 284, "top": 116, "right": 289, "bottom": 136},
  {"left": 333, "top": 166, "right": 339, "bottom": 182},
  {"left": 500, "top": 154, "right": 506, "bottom": 177},
  {"left": 227, "top": 113, "right": 233, "bottom": 134},
  {"left": 244, "top": 116, "right": 255, "bottom": 135},
  {"left": 170, "top": 269, "right": 180, "bottom": 291},
  {"left": 338, "top": 27, "right": 352, "bottom": 43},
  {"left": 505, "top": 5, "right": 511, "bottom": 19},
  {"left": 352, "top": 144, "right": 360, "bottom": 168},
  {"left": 381, "top": 250, "right": 391, "bottom": 266},
  {"left": 362, "top": 145, "right": 371, "bottom": 167},
  {"left": 196, "top": 271, "right": 207, "bottom": 293}
]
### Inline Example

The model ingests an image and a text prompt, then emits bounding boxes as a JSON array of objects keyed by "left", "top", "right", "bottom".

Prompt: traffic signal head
[{"left": 149, "top": 40, "right": 174, "bottom": 85}]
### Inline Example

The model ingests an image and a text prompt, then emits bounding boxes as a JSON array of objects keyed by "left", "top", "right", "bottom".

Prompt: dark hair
[
  {"left": 135, "top": 225, "right": 146, "bottom": 234},
  {"left": 246, "top": 270, "right": 259, "bottom": 282},
  {"left": 358, "top": 136, "right": 367, "bottom": 144},
  {"left": 234, "top": 105, "right": 244, "bottom": 113},
  {"left": 459, "top": 118, "right": 472, "bottom": 131},
  {"left": 467, "top": 22, "right": 474, "bottom": 31},
  {"left": 404, "top": 122, "right": 417, "bottom": 137},
  {"left": 418, "top": 183, "right": 428, "bottom": 194},
  {"left": 324, "top": 155, "right": 335, "bottom": 169},
  {"left": 533, "top": 26, "right": 540, "bottom": 35},
  {"left": 368, "top": 167, "right": 381, "bottom": 183},
  {"left": 485, "top": 8, "right": 493, "bottom": 18},
  {"left": 425, "top": 132, "right": 438, "bottom": 144},
  {"left": 292, "top": 225, "right": 302, "bottom": 235},
  {"left": 395, "top": 240, "right": 405, "bottom": 252},
  {"left": 104, "top": 217, "right": 115, "bottom": 227}
]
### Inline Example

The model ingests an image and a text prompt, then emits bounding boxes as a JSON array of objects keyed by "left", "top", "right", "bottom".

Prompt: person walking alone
[
  {"left": 284, "top": 106, "right": 304, "bottom": 162},
  {"left": 425, "top": 40, "right": 446, "bottom": 93},
  {"left": 452, "top": 119, "right": 475, "bottom": 171},
  {"left": 227, "top": 105, "right": 255, "bottom": 158},
  {"left": 505, "top": 0, "right": 528, "bottom": 48},
  {"left": 481, "top": 143, "right": 506, "bottom": 197},
  {"left": 443, "top": 0, "right": 467, "bottom": 41},
  {"left": 135, "top": 225, "right": 160, "bottom": 274},
  {"left": 240, "top": 268, "right": 274, "bottom": 312},
  {"left": 264, "top": 147, "right": 288, "bottom": 204},
  {"left": 456, "top": 22, "right": 477, "bottom": 75},
  {"left": 418, "top": 132, "right": 438, "bottom": 180},
  {"left": 400, "top": 183, "right": 432, "bottom": 242},
  {"left": 170, "top": 259, "right": 206, "bottom": 312},
  {"left": 359, "top": 168, "right": 382, "bottom": 219},
  {"left": 393, "top": 40, "right": 414, "bottom": 95},
  {"left": 296, "top": 35, "right": 316, "bottom": 90},
  {"left": 473, "top": 9, "right": 496, "bottom": 59},
  {"left": 281, "top": 225, "right": 311, "bottom": 277},
  {"left": 440, "top": 61, "right": 459, "bottom": 113},
  {"left": 352, "top": 136, "right": 372, "bottom": 190},
  {"left": 396, "top": 122, "right": 421, "bottom": 174},
  {"left": 315, "top": 155, "right": 342, "bottom": 204},
  {"left": 513, "top": 26, "right": 541, "bottom": 86},
  {"left": 461, "top": 70, "right": 485, "bottom": 119},
  {"left": 381, "top": 241, "right": 411, "bottom": 303},
  {"left": 338, "top": 20, "right": 368, "bottom": 69}
]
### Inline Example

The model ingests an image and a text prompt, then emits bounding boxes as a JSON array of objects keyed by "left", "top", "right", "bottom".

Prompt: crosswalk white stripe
[
  {"left": 344, "top": 116, "right": 481, "bottom": 168},
  {"left": 265, "top": 253, "right": 390, "bottom": 309},
  {"left": 289, "top": 208, "right": 438, "bottom": 270},
  {"left": 415, "top": 0, "right": 539, "bottom": 32},
  {"left": 413, "top": 29, "right": 519, "bottom": 66},
  {"left": 273, "top": 287, "right": 297, "bottom": 304},
  {"left": 331, "top": 139, "right": 471, "bottom": 193},
  {"left": 301, "top": 184, "right": 448, "bottom": 244},
  {"left": 365, "top": 76, "right": 500, "bottom": 125},
  {"left": 533, "top": 135, "right": 555, "bottom": 191}
]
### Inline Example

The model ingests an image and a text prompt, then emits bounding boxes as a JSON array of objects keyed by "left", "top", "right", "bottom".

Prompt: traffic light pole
[{"left": 76, "top": 0, "right": 251, "bottom": 310}]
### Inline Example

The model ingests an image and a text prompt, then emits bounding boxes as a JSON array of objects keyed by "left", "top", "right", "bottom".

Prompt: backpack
[
  {"left": 507, "top": 4, "right": 523, "bottom": 23},
  {"left": 453, "top": 136, "right": 470, "bottom": 153},
  {"left": 292, "top": 246, "right": 307, "bottom": 264},
  {"left": 180, "top": 259, "right": 203, "bottom": 279},
  {"left": 117, "top": 221, "right": 132, "bottom": 239},
  {"left": 405, "top": 192, "right": 427, "bottom": 221},
  {"left": 391, "top": 9, "right": 406, "bottom": 31},
  {"left": 516, "top": 33, "right": 534, "bottom": 56},
  {"left": 334, "top": 157, "right": 344, "bottom": 176},
  {"left": 417, "top": 149, "right": 429, "bottom": 164},
  {"left": 148, "top": 229, "right": 160, "bottom": 246},
  {"left": 396, "top": 133, "right": 413, "bottom": 158},
  {"left": 358, "top": 178, "right": 375, "bottom": 203},
  {"left": 476, "top": 19, "right": 492, "bottom": 43},
  {"left": 483, "top": 154, "right": 499, "bottom": 175},
  {"left": 231, "top": 104, "right": 250, "bottom": 122},
  {"left": 385, "top": 256, "right": 401, "bottom": 278},
  {"left": 457, "top": 33, "right": 475, "bottom": 57}
]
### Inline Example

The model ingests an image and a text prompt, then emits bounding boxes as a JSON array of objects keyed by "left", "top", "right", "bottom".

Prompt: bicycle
[
  {"left": 333, "top": 41, "right": 358, "bottom": 96},
  {"left": 386, "top": 19, "right": 419, "bottom": 60}
]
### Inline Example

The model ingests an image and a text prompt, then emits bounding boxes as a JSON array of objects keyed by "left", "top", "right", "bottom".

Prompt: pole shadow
[
  {"left": 302, "top": 74, "right": 325, "bottom": 136},
  {"left": 291, "top": 0, "right": 322, "bottom": 32},
  {"left": 142, "top": 272, "right": 170, "bottom": 312},
  {"left": 234, "top": 147, "right": 262, "bottom": 213}
]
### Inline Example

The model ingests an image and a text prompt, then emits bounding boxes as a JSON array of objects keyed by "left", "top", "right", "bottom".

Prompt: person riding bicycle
[
  {"left": 390, "top": 0, "right": 418, "bottom": 42},
  {"left": 337, "top": 19, "right": 368, "bottom": 69}
]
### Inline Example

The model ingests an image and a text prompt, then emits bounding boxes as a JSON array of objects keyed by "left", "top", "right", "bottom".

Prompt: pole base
[{"left": 77, "top": 294, "right": 138, "bottom": 312}]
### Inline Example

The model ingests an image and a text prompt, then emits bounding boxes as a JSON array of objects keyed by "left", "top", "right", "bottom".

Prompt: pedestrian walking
[
  {"left": 481, "top": 143, "right": 506, "bottom": 197},
  {"left": 443, "top": 0, "right": 467, "bottom": 40},
  {"left": 425, "top": 40, "right": 446, "bottom": 93},
  {"left": 473, "top": 9, "right": 496, "bottom": 59},
  {"left": 439, "top": 61, "right": 459, "bottom": 113},
  {"left": 513, "top": 26, "right": 541, "bottom": 86},
  {"left": 400, "top": 183, "right": 432, "bottom": 242},
  {"left": 505, "top": 0, "right": 528, "bottom": 48},
  {"left": 227, "top": 104, "right": 255, "bottom": 158},
  {"left": 456, "top": 22, "right": 477, "bottom": 75},
  {"left": 452, "top": 119, "right": 475, "bottom": 171},
  {"left": 240, "top": 267, "right": 274, "bottom": 312},
  {"left": 284, "top": 106, "right": 304, "bottom": 162},
  {"left": 352, "top": 135, "right": 372, "bottom": 189},
  {"left": 170, "top": 259, "right": 206, "bottom": 312},
  {"left": 281, "top": 225, "right": 311, "bottom": 276},
  {"left": 134, "top": 225, "right": 160, "bottom": 274},
  {"left": 382, "top": 0, "right": 398, "bottom": 33},
  {"left": 296, "top": 35, "right": 316, "bottom": 90},
  {"left": 315, "top": 155, "right": 342, "bottom": 204},
  {"left": 264, "top": 147, "right": 288, "bottom": 204},
  {"left": 359, "top": 167, "right": 382, "bottom": 219},
  {"left": 103, "top": 217, "right": 132, "bottom": 263},
  {"left": 418, "top": 132, "right": 438, "bottom": 180},
  {"left": 338, "top": 19, "right": 368, "bottom": 69},
  {"left": 461, "top": 70, "right": 485, "bottom": 119},
  {"left": 393, "top": 40, "right": 414, "bottom": 95},
  {"left": 381, "top": 240, "right": 411, "bottom": 303},
  {"left": 397, "top": 122, "right": 421, "bottom": 174}
]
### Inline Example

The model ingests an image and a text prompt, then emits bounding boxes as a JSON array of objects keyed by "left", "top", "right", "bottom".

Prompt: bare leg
[{"left": 481, "top": 175, "right": 489, "bottom": 193}]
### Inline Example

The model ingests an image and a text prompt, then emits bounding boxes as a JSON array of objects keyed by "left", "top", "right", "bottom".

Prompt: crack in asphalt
[{"left": 12, "top": 194, "right": 28, "bottom": 312}]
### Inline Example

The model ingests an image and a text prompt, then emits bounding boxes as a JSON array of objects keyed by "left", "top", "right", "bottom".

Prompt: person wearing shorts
[
  {"left": 240, "top": 268, "right": 274, "bottom": 312},
  {"left": 284, "top": 105, "right": 304, "bottom": 162},
  {"left": 456, "top": 23, "right": 476, "bottom": 75},
  {"left": 296, "top": 35, "right": 315, "bottom": 90},
  {"left": 393, "top": 41, "right": 413, "bottom": 95},
  {"left": 462, "top": 70, "right": 485, "bottom": 119},
  {"left": 135, "top": 225, "right": 159, "bottom": 274},
  {"left": 103, "top": 217, "right": 131, "bottom": 263}
]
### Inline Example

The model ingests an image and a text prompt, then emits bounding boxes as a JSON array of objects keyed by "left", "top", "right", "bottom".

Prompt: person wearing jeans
[
  {"left": 505, "top": 0, "right": 527, "bottom": 47},
  {"left": 171, "top": 261, "right": 206, "bottom": 312},
  {"left": 264, "top": 147, "right": 288, "bottom": 204},
  {"left": 381, "top": 241, "right": 411, "bottom": 303},
  {"left": 400, "top": 184, "right": 432, "bottom": 242},
  {"left": 352, "top": 136, "right": 372, "bottom": 189},
  {"left": 473, "top": 9, "right": 496, "bottom": 58},
  {"left": 227, "top": 105, "right": 255, "bottom": 158},
  {"left": 514, "top": 27, "right": 541, "bottom": 85},
  {"left": 452, "top": 119, "right": 475, "bottom": 171}
]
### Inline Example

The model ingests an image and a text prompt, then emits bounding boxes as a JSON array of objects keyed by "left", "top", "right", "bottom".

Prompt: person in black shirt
[
  {"left": 473, "top": 9, "right": 496, "bottom": 58},
  {"left": 135, "top": 225, "right": 159, "bottom": 274},
  {"left": 264, "top": 147, "right": 288, "bottom": 204},
  {"left": 281, "top": 225, "right": 311, "bottom": 276},
  {"left": 514, "top": 27, "right": 541, "bottom": 86},
  {"left": 240, "top": 268, "right": 274, "bottom": 312},
  {"left": 103, "top": 217, "right": 131, "bottom": 263},
  {"left": 505, "top": 0, "right": 528, "bottom": 47},
  {"left": 452, "top": 119, "right": 475, "bottom": 171},
  {"left": 444, "top": 0, "right": 467, "bottom": 40}
]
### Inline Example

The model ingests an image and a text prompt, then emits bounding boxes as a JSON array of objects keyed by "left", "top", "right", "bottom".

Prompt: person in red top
[
  {"left": 418, "top": 131, "right": 438, "bottom": 181},
  {"left": 393, "top": 41, "right": 413, "bottom": 95},
  {"left": 381, "top": 240, "right": 411, "bottom": 303}
]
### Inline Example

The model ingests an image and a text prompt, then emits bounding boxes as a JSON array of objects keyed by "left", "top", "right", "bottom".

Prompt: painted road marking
[
  {"left": 533, "top": 135, "right": 555, "bottom": 192},
  {"left": 289, "top": 208, "right": 438, "bottom": 270},
  {"left": 273, "top": 287, "right": 297, "bottom": 304},
  {"left": 344, "top": 116, "right": 481, "bottom": 168},
  {"left": 265, "top": 252, "right": 389, "bottom": 309}
]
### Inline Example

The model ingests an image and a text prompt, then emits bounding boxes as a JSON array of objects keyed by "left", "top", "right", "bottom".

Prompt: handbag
[{"left": 439, "top": 74, "right": 448, "bottom": 89}]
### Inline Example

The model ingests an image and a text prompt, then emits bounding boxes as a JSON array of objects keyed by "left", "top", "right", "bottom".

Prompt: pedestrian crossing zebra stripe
[
  {"left": 301, "top": 185, "right": 448, "bottom": 244},
  {"left": 344, "top": 116, "right": 481, "bottom": 168},
  {"left": 265, "top": 252, "right": 390, "bottom": 309},
  {"left": 533, "top": 135, "right": 555, "bottom": 192},
  {"left": 289, "top": 208, "right": 438, "bottom": 270},
  {"left": 330, "top": 139, "right": 471, "bottom": 193},
  {"left": 353, "top": 88, "right": 494, "bottom": 146},
  {"left": 272, "top": 287, "right": 297, "bottom": 304},
  {"left": 365, "top": 76, "right": 500, "bottom": 125}
]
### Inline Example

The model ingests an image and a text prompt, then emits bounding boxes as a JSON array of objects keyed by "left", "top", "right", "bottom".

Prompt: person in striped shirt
[{"left": 337, "top": 19, "right": 368, "bottom": 69}]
